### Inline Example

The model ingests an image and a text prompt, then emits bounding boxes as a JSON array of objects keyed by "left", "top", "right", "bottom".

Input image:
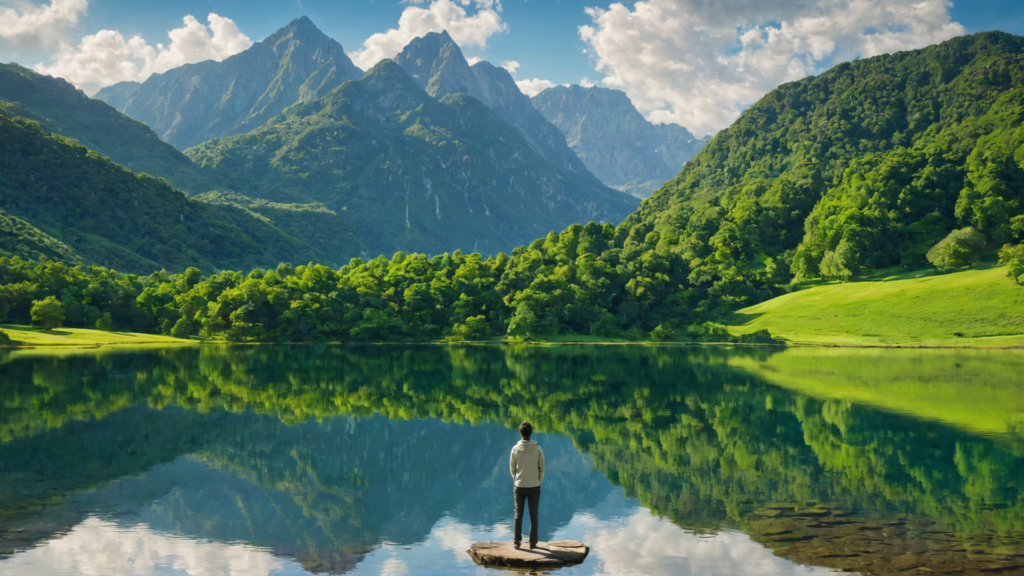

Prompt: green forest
[{"left": 2, "top": 32, "right": 1024, "bottom": 343}]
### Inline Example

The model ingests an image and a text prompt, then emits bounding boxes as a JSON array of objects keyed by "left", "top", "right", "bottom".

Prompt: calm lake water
[{"left": 2, "top": 344, "right": 1024, "bottom": 575}]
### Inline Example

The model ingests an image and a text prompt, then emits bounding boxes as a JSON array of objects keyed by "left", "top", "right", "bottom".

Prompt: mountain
[
  {"left": 186, "top": 60, "right": 638, "bottom": 257},
  {"left": 620, "top": 31, "right": 1024, "bottom": 312},
  {"left": 0, "top": 64, "right": 208, "bottom": 193},
  {"left": 0, "top": 108, "right": 320, "bottom": 273},
  {"left": 394, "top": 31, "right": 596, "bottom": 180},
  {"left": 95, "top": 17, "right": 363, "bottom": 150},
  {"left": 532, "top": 85, "right": 709, "bottom": 198},
  {"left": 194, "top": 191, "right": 366, "bottom": 266},
  {"left": 0, "top": 208, "right": 81, "bottom": 264}
]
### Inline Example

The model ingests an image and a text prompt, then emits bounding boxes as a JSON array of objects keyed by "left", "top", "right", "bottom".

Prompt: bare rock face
[{"left": 467, "top": 540, "right": 590, "bottom": 569}]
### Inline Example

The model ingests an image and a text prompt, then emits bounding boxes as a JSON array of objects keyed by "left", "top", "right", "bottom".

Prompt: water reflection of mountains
[{"left": 3, "top": 345, "right": 1024, "bottom": 574}]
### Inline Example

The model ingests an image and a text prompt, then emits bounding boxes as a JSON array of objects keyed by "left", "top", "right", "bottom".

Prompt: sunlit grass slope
[
  {"left": 1, "top": 325, "right": 194, "bottom": 347},
  {"left": 725, "top": 265, "right": 1024, "bottom": 347},
  {"left": 729, "top": 347, "right": 1024, "bottom": 439}
]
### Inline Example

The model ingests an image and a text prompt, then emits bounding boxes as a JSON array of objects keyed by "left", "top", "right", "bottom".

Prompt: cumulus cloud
[
  {"left": 579, "top": 0, "right": 965, "bottom": 136},
  {"left": 0, "top": 0, "right": 88, "bottom": 48},
  {"left": 35, "top": 13, "right": 251, "bottom": 95},
  {"left": 349, "top": 0, "right": 507, "bottom": 70},
  {"left": 516, "top": 77, "right": 557, "bottom": 97},
  {"left": 499, "top": 59, "right": 519, "bottom": 76}
]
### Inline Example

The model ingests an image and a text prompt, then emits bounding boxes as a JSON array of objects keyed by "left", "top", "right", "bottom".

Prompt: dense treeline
[{"left": 0, "top": 216, "right": 768, "bottom": 341}]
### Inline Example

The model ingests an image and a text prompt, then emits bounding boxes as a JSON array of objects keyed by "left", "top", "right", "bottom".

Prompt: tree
[
  {"left": 927, "top": 228, "right": 986, "bottom": 270},
  {"left": 999, "top": 243, "right": 1024, "bottom": 284},
  {"left": 507, "top": 304, "right": 538, "bottom": 340},
  {"left": 0, "top": 295, "right": 8, "bottom": 324},
  {"left": 819, "top": 239, "right": 858, "bottom": 282},
  {"left": 30, "top": 296, "right": 65, "bottom": 330},
  {"left": 95, "top": 312, "right": 113, "bottom": 332}
]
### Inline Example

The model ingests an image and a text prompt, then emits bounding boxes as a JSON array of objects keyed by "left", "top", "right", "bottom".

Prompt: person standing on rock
[{"left": 510, "top": 421, "right": 545, "bottom": 549}]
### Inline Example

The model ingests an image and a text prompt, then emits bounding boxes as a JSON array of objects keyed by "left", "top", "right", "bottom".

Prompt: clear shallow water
[{"left": 2, "top": 344, "right": 1024, "bottom": 575}]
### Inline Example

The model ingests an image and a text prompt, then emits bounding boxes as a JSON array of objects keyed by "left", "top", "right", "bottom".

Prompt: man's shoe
[
  {"left": 529, "top": 543, "right": 537, "bottom": 550},
  {"left": 513, "top": 541, "right": 521, "bottom": 549}
]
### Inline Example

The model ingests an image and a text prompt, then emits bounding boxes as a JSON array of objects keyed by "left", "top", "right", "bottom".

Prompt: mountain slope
[
  {"left": 532, "top": 85, "right": 709, "bottom": 198},
  {"left": 96, "top": 17, "right": 363, "bottom": 150},
  {"left": 614, "top": 31, "right": 1024, "bottom": 316},
  {"left": 186, "top": 61, "right": 638, "bottom": 257},
  {"left": 0, "top": 209, "right": 81, "bottom": 264},
  {"left": 194, "top": 191, "right": 366, "bottom": 266},
  {"left": 0, "top": 65, "right": 208, "bottom": 194},
  {"left": 394, "top": 31, "right": 596, "bottom": 181},
  {"left": 0, "top": 110, "right": 319, "bottom": 273}
]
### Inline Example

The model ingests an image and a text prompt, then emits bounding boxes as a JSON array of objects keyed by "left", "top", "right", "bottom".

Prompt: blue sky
[
  {"left": 48, "top": 0, "right": 1024, "bottom": 85},
  {"left": 2, "top": 0, "right": 1022, "bottom": 134}
]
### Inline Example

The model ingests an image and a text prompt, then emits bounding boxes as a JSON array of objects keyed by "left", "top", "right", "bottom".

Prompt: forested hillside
[
  {"left": 0, "top": 65, "right": 208, "bottom": 193},
  {"left": 194, "top": 191, "right": 367, "bottom": 266},
  {"left": 629, "top": 31, "right": 1024, "bottom": 316},
  {"left": 0, "top": 111, "right": 320, "bottom": 274},
  {"left": 187, "top": 60, "right": 637, "bottom": 257}
]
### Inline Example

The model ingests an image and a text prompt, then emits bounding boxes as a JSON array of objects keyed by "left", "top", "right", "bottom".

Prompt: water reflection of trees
[{"left": 3, "top": 345, "right": 1024, "bottom": 573}]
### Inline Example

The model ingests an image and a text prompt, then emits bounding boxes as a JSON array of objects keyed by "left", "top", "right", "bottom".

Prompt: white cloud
[
  {"left": 579, "top": 0, "right": 965, "bottom": 136},
  {"left": 499, "top": 59, "right": 519, "bottom": 76},
  {"left": 34, "top": 13, "right": 251, "bottom": 95},
  {"left": 466, "top": 55, "right": 483, "bottom": 65},
  {"left": 0, "top": 516, "right": 296, "bottom": 576},
  {"left": 0, "top": 0, "right": 88, "bottom": 48},
  {"left": 516, "top": 77, "right": 557, "bottom": 97},
  {"left": 349, "top": 0, "right": 507, "bottom": 70},
  {"left": 579, "top": 76, "right": 596, "bottom": 88}
]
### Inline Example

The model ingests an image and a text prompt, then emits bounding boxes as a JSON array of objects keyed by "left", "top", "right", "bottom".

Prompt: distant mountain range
[
  {"left": 94, "top": 19, "right": 638, "bottom": 258},
  {"left": 96, "top": 17, "right": 363, "bottom": 150},
  {"left": 186, "top": 60, "right": 636, "bottom": 256},
  {"left": 532, "top": 85, "right": 709, "bottom": 198}
]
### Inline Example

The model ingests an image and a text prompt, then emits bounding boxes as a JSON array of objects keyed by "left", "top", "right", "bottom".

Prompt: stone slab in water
[{"left": 467, "top": 540, "right": 590, "bottom": 569}]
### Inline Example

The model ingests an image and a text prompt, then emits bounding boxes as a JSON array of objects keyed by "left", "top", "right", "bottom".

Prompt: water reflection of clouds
[
  {"left": 0, "top": 502, "right": 849, "bottom": 576},
  {"left": 0, "top": 517, "right": 309, "bottom": 576},
  {"left": 348, "top": 498, "right": 847, "bottom": 576}
]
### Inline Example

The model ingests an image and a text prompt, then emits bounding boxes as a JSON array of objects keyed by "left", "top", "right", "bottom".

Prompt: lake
[{"left": 2, "top": 344, "right": 1024, "bottom": 575}]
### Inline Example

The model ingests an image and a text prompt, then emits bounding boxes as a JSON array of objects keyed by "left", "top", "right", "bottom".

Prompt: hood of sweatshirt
[{"left": 515, "top": 439, "right": 539, "bottom": 453}]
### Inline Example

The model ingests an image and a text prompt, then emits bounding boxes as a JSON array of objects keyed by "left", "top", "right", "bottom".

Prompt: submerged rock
[{"left": 467, "top": 540, "right": 590, "bottom": 569}]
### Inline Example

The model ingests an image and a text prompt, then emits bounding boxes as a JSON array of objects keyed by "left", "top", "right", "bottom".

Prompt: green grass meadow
[
  {"left": 725, "top": 265, "right": 1024, "bottom": 347},
  {"left": 729, "top": 347, "right": 1024, "bottom": 439},
  {"left": 0, "top": 325, "right": 194, "bottom": 348}
]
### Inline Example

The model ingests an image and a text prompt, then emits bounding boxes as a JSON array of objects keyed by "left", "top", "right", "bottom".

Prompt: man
[{"left": 510, "top": 421, "right": 545, "bottom": 549}]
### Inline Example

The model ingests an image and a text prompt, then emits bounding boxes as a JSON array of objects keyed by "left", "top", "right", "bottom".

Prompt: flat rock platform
[{"left": 467, "top": 540, "right": 590, "bottom": 569}]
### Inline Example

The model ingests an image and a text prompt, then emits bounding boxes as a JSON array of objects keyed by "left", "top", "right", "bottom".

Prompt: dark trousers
[{"left": 514, "top": 485, "right": 541, "bottom": 545}]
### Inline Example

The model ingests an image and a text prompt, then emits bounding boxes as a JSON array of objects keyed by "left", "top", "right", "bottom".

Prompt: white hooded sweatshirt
[{"left": 510, "top": 439, "right": 545, "bottom": 488}]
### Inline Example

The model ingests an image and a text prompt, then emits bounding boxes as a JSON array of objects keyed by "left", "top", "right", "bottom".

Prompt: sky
[{"left": 1, "top": 0, "right": 1022, "bottom": 137}]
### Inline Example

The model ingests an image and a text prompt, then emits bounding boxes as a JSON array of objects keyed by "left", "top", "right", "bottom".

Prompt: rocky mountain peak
[{"left": 394, "top": 30, "right": 479, "bottom": 99}]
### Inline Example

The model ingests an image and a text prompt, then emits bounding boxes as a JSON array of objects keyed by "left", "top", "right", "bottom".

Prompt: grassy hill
[
  {"left": 725, "top": 264, "right": 1024, "bottom": 346},
  {"left": 0, "top": 325, "right": 194, "bottom": 347}
]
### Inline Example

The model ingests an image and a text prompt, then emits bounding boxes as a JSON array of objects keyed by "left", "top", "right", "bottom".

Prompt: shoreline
[{"left": 4, "top": 335, "right": 1024, "bottom": 351}]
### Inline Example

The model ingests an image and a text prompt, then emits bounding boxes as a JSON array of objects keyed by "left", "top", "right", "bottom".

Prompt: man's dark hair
[{"left": 519, "top": 422, "right": 533, "bottom": 439}]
